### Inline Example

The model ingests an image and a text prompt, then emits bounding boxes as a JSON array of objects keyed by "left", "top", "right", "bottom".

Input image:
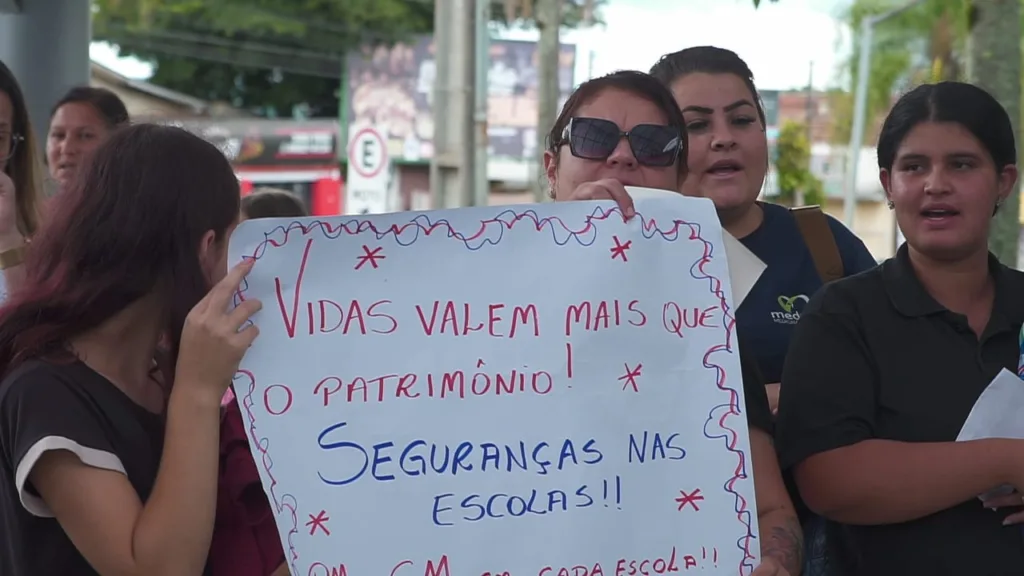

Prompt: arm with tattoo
[
  {"left": 750, "top": 429, "right": 803, "bottom": 575},
  {"left": 759, "top": 510, "right": 803, "bottom": 574}
]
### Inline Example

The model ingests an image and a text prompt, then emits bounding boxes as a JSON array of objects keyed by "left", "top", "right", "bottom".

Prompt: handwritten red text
[
  {"left": 415, "top": 301, "right": 540, "bottom": 338},
  {"left": 278, "top": 294, "right": 397, "bottom": 339},
  {"left": 313, "top": 361, "right": 554, "bottom": 406},
  {"left": 274, "top": 238, "right": 398, "bottom": 338},
  {"left": 564, "top": 300, "right": 647, "bottom": 337},
  {"left": 308, "top": 562, "right": 347, "bottom": 576},
  {"left": 263, "top": 384, "right": 294, "bottom": 416},
  {"left": 391, "top": 556, "right": 451, "bottom": 576},
  {"left": 661, "top": 303, "right": 718, "bottom": 339},
  {"left": 538, "top": 546, "right": 717, "bottom": 576}
]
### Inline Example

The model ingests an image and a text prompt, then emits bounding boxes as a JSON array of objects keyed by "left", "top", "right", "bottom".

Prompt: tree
[
  {"left": 969, "top": 0, "right": 1021, "bottom": 265},
  {"left": 93, "top": 0, "right": 434, "bottom": 117},
  {"left": 829, "top": 0, "right": 969, "bottom": 143},
  {"left": 93, "top": 0, "right": 604, "bottom": 118},
  {"left": 760, "top": 0, "right": 1023, "bottom": 264},
  {"left": 774, "top": 121, "right": 825, "bottom": 207}
]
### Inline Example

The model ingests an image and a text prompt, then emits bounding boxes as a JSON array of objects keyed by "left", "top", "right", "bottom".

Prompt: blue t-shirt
[{"left": 736, "top": 202, "right": 878, "bottom": 383}]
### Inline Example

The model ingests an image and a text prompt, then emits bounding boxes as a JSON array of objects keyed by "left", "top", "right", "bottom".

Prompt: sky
[{"left": 89, "top": 0, "right": 853, "bottom": 92}]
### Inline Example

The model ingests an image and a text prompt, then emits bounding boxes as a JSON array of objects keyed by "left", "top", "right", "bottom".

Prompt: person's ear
[
  {"left": 995, "top": 164, "right": 1018, "bottom": 215},
  {"left": 197, "top": 229, "right": 220, "bottom": 284},
  {"left": 544, "top": 149, "right": 559, "bottom": 200},
  {"left": 880, "top": 169, "right": 894, "bottom": 209}
]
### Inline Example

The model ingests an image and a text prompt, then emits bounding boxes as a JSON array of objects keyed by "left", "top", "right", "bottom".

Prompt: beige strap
[
  {"left": 0, "top": 244, "right": 26, "bottom": 270},
  {"left": 790, "top": 205, "right": 844, "bottom": 283}
]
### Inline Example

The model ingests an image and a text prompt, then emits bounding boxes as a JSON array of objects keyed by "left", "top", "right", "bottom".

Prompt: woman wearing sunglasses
[
  {"left": 544, "top": 70, "right": 801, "bottom": 576},
  {"left": 0, "top": 61, "right": 45, "bottom": 297}
]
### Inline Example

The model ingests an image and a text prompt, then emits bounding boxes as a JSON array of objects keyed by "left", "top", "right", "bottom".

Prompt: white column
[{"left": 0, "top": 0, "right": 92, "bottom": 144}]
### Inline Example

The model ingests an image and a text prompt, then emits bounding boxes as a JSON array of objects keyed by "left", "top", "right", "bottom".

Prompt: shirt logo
[{"left": 772, "top": 294, "right": 809, "bottom": 325}]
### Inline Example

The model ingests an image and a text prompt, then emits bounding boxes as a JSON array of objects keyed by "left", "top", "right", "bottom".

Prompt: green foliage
[
  {"left": 93, "top": 0, "right": 434, "bottom": 117},
  {"left": 827, "top": 0, "right": 970, "bottom": 144},
  {"left": 969, "top": 0, "right": 1023, "bottom": 265},
  {"left": 94, "top": 0, "right": 436, "bottom": 58},
  {"left": 763, "top": 0, "right": 1024, "bottom": 263},
  {"left": 92, "top": 0, "right": 603, "bottom": 118},
  {"left": 775, "top": 121, "right": 825, "bottom": 207},
  {"left": 494, "top": 0, "right": 607, "bottom": 28}
]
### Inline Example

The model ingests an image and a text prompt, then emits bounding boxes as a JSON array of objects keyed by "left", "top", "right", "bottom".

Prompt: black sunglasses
[{"left": 560, "top": 117, "right": 682, "bottom": 167}]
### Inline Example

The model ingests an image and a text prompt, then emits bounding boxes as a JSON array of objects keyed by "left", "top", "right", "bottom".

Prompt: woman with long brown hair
[
  {"left": 0, "top": 60, "right": 46, "bottom": 295},
  {"left": 0, "top": 123, "right": 262, "bottom": 575}
]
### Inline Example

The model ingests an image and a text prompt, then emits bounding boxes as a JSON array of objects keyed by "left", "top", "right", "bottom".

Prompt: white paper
[
  {"left": 956, "top": 368, "right": 1024, "bottom": 499},
  {"left": 229, "top": 196, "right": 761, "bottom": 576},
  {"left": 625, "top": 187, "right": 766, "bottom": 307},
  {"left": 719, "top": 234, "right": 765, "bottom": 309}
]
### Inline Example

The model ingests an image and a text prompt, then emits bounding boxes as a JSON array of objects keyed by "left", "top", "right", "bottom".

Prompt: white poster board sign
[{"left": 229, "top": 195, "right": 760, "bottom": 576}]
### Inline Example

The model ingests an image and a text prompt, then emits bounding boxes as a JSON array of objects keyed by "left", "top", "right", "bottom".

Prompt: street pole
[
  {"left": 533, "top": 0, "right": 561, "bottom": 202},
  {"left": 473, "top": 0, "right": 491, "bottom": 207},
  {"left": 843, "top": 18, "right": 873, "bottom": 228},
  {"left": 430, "top": 0, "right": 477, "bottom": 209},
  {"left": 797, "top": 60, "right": 813, "bottom": 207},
  {"left": 842, "top": 0, "right": 925, "bottom": 228}
]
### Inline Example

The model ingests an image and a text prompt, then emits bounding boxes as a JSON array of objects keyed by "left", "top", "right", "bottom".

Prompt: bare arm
[
  {"left": 0, "top": 233, "right": 27, "bottom": 295},
  {"left": 795, "top": 438, "right": 1017, "bottom": 526},
  {"left": 31, "top": 386, "right": 222, "bottom": 576},
  {"left": 751, "top": 429, "right": 802, "bottom": 575},
  {"left": 765, "top": 383, "right": 780, "bottom": 416}
]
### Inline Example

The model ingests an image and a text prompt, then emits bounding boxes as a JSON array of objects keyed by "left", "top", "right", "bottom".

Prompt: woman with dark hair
[
  {"left": 0, "top": 86, "right": 131, "bottom": 299},
  {"left": 241, "top": 187, "right": 308, "bottom": 220},
  {"left": 0, "top": 123, "right": 262, "bottom": 575},
  {"left": 776, "top": 82, "right": 1024, "bottom": 575},
  {"left": 546, "top": 70, "right": 801, "bottom": 576},
  {"left": 47, "top": 86, "right": 130, "bottom": 188},
  {"left": 0, "top": 60, "right": 46, "bottom": 295},
  {"left": 648, "top": 46, "right": 877, "bottom": 415},
  {"left": 648, "top": 46, "right": 878, "bottom": 576}
]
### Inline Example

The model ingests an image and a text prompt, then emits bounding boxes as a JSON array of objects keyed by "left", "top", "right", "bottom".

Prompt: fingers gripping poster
[{"left": 228, "top": 194, "right": 760, "bottom": 576}]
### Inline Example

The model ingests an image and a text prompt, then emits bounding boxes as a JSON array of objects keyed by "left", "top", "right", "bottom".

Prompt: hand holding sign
[
  {"left": 177, "top": 260, "right": 262, "bottom": 404},
  {"left": 566, "top": 178, "right": 636, "bottom": 220}
]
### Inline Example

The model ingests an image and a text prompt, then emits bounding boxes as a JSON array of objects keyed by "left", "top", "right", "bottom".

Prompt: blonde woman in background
[
  {"left": 0, "top": 85, "right": 130, "bottom": 297},
  {"left": 0, "top": 60, "right": 46, "bottom": 296}
]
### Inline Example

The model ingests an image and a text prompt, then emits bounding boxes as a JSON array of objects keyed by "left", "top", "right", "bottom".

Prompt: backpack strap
[{"left": 790, "top": 205, "right": 844, "bottom": 284}]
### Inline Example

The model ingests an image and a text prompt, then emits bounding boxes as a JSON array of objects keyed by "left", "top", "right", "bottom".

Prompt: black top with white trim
[{"left": 0, "top": 359, "right": 164, "bottom": 576}]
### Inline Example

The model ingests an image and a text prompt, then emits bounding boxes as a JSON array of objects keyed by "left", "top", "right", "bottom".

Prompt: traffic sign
[{"left": 345, "top": 127, "right": 391, "bottom": 215}]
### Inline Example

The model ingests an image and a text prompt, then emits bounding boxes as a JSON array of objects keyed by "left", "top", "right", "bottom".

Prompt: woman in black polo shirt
[
  {"left": 776, "top": 81, "right": 1024, "bottom": 575},
  {"left": 0, "top": 124, "right": 262, "bottom": 575}
]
